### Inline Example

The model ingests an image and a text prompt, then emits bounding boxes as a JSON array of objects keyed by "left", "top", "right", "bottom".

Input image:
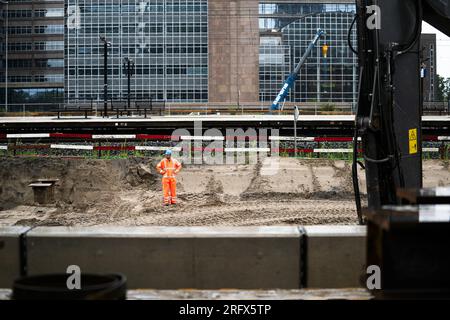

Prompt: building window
[
  {"left": 34, "top": 41, "right": 64, "bottom": 51},
  {"left": 35, "top": 59, "right": 64, "bottom": 68},
  {"left": 65, "top": 0, "right": 208, "bottom": 103},
  {"left": 0, "top": 88, "right": 64, "bottom": 104},
  {"left": 34, "top": 25, "right": 64, "bottom": 34},
  {"left": 34, "top": 8, "right": 65, "bottom": 18}
]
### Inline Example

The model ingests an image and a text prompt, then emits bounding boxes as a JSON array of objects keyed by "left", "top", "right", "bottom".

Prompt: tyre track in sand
[{"left": 100, "top": 199, "right": 358, "bottom": 227}]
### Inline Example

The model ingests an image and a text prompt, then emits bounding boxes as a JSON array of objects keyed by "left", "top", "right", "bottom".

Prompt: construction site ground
[
  {"left": 0, "top": 288, "right": 372, "bottom": 300},
  {"left": 0, "top": 157, "right": 449, "bottom": 227}
]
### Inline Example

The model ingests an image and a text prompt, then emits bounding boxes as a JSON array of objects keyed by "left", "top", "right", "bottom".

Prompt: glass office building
[
  {"left": 1, "top": 1, "right": 359, "bottom": 106},
  {"left": 0, "top": 1, "right": 65, "bottom": 105},
  {"left": 259, "top": 2, "right": 358, "bottom": 105},
  {"left": 65, "top": 0, "right": 208, "bottom": 103}
]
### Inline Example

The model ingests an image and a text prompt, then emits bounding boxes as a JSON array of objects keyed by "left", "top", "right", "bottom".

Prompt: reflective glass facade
[
  {"left": 0, "top": 1, "right": 65, "bottom": 105},
  {"left": 65, "top": 0, "right": 208, "bottom": 103},
  {"left": 259, "top": 3, "right": 358, "bottom": 105},
  {"left": 260, "top": 38, "right": 291, "bottom": 102},
  {"left": 2, "top": 1, "right": 359, "bottom": 106},
  {"left": 1, "top": 88, "right": 64, "bottom": 103}
]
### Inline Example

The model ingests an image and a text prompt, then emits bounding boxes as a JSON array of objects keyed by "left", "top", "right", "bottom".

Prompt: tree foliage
[{"left": 436, "top": 74, "right": 450, "bottom": 102}]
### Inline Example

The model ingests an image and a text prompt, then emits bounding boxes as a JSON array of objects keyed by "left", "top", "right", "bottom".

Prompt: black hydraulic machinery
[
  {"left": 353, "top": 0, "right": 450, "bottom": 298},
  {"left": 353, "top": 0, "right": 450, "bottom": 219}
]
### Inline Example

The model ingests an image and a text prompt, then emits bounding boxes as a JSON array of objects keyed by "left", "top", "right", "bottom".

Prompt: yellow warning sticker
[
  {"left": 409, "top": 128, "right": 417, "bottom": 141},
  {"left": 409, "top": 128, "right": 418, "bottom": 154},
  {"left": 409, "top": 140, "right": 418, "bottom": 154}
]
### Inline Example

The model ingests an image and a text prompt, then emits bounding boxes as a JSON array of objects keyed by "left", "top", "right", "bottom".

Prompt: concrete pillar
[
  {"left": 208, "top": 0, "right": 260, "bottom": 104},
  {"left": 0, "top": 227, "right": 30, "bottom": 288},
  {"left": 303, "top": 226, "right": 367, "bottom": 288}
]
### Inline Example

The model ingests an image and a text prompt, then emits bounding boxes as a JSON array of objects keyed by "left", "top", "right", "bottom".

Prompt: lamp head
[{"left": 322, "top": 44, "right": 329, "bottom": 58}]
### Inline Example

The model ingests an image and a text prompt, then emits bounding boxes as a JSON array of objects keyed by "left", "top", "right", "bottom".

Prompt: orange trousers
[{"left": 162, "top": 177, "right": 177, "bottom": 204}]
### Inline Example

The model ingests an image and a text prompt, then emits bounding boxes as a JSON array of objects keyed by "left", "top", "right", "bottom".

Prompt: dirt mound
[{"left": 0, "top": 157, "right": 162, "bottom": 210}]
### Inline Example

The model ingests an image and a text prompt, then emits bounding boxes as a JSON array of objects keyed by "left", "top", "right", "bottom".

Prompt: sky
[{"left": 422, "top": 22, "right": 450, "bottom": 78}]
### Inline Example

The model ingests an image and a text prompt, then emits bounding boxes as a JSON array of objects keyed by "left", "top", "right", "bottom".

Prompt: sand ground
[{"left": 0, "top": 157, "right": 449, "bottom": 227}]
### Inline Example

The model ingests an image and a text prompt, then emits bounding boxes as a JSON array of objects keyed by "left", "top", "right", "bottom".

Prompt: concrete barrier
[
  {"left": 303, "top": 226, "right": 367, "bottom": 288},
  {"left": 26, "top": 226, "right": 302, "bottom": 289},
  {"left": 0, "top": 225, "right": 369, "bottom": 290},
  {"left": 0, "top": 227, "right": 30, "bottom": 288}
]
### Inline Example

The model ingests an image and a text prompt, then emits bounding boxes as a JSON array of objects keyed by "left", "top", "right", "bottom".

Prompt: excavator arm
[
  {"left": 353, "top": 0, "right": 450, "bottom": 223},
  {"left": 270, "top": 29, "right": 326, "bottom": 112}
]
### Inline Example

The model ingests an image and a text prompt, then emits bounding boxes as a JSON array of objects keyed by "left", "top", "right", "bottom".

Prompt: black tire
[{"left": 12, "top": 273, "right": 127, "bottom": 300}]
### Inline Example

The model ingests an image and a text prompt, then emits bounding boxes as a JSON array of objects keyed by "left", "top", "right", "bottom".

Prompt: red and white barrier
[
  {"left": 1, "top": 133, "right": 178, "bottom": 141},
  {"left": 7, "top": 133, "right": 50, "bottom": 138},
  {"left": 136, "top": 134, "right": 177, "bottom": 140},
  {"left": 50, "top": 133, "right": 93, "bottom": 139},
  {"left": 181, "top": 136, "right": 225, "bottom": 141},
  {"left": 225, "top": 147, "right": 271, "bottom": 153},
  {"left": 313, "top": 149, "right": 353, "bottom": 153},
  {"left": 1, "top": 133, "right": 450, "bottom": 142},
  {"left": 423, "top": 148, "right": 440, "bottom": 152},
  {"left": 136, "top": 146, "right": 182, "bottom": 152},
  {"left": 270, "top": 136, "right": 315, "bottom": 142},
  {"left": 0, "top": 144, "right": 447, "bottom": 155},
  {"left": 49, "top": 145, "right": 182, "bottom": 152},
  {"left": 92, "top": 135, "right": 137, "bottom": 139},
  {"left": 50, "top": 144, "right": 94, "bottom": 151}
]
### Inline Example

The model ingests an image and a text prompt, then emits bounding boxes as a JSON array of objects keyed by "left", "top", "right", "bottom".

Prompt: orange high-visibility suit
[{"left": 156, "top": 157, "right": 182, "bottom": 205}]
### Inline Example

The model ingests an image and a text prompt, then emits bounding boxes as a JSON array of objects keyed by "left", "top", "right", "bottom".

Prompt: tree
[{"left": 435, "top": 74, "right": 450, "bottom": 102}]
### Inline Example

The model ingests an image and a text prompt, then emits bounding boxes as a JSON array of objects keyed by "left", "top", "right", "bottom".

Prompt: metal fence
[
  {"left": 0, "top": 103, "right": 63, "bottom": 114},
  {"left": 423, "top": 101, "right": 450, "bottom": 115},
  {"left": 0, "top": 100, "right": 448, "bottom": 116},
  {"left": 0, "top": 99, "right": 166, "bottom": 117}
]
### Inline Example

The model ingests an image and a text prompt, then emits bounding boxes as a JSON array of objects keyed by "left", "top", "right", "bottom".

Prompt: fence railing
[
  {"left": 0, "top": 103, "right": 63, "bottom": 114},
  {"left": 0, "top": 100, "right": 166, "bottom": 117},
  {"left": 0, "top": 101, "right": 448, "bottom": 117},
  {"left": 423, "top": 101, "right": 450, "bottom": 115}
]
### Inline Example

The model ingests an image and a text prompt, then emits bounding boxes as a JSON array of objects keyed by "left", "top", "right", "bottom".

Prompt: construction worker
[{"left": 156, "top": 149, "right": 182, "bottom": 206}]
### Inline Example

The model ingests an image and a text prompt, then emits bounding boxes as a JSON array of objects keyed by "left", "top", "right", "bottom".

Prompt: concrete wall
[
  {"left": 26, "top": 226, "right": 302, "bottom": 289},
  {"left": 208, "top": 0, "right": 260, "bottom": 104},
  {"left": 304, "top": 226, "right": 367, "bottom": 288},
  {"left": 0, "top": 225, "right": 367, "bottom": 290},
  {"left": 0, "top": 227, "right": 30, "bottom": 288}
]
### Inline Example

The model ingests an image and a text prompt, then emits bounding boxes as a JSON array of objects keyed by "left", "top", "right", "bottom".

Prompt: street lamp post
[
  {"left": 1, "top": 1, "right": 8, "bottom": 113},
  {"left": 123, "top": 57, "right": 135, "bottom": 111},
  {"left": 294, "top": 105, "right": 299, "bottom": 158},
  {"left": 99, "top": 36, "right": 111, "bottom": 117}
]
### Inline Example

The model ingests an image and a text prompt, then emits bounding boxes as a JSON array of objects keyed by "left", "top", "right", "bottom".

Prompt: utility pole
[
  {"left": 1, "top": 1, "right": 8, "bottom": 113},
  {"left": 99, "top": 36, "right": 111, "bottom": 117},
  {"left": 123, "top": 57, "right": 135, "bottom": 111},
  {"left": 294, "top": 105, "right": 299, "bottom": 158}
]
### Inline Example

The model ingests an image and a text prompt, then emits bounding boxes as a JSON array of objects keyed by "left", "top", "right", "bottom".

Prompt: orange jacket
[{"left": 156, "top": 158, "right": 182, "bottom": 179}]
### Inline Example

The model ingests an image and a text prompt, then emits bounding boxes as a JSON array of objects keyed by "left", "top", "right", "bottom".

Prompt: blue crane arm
[{"left": 270, "top": 29, "right": 326, "bottom": 111}]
